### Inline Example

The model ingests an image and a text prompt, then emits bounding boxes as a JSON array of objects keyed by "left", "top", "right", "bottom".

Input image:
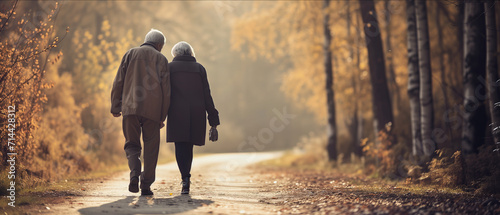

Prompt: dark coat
[{"left": 166, "top": 55, "right": 219, "bottom": 146}]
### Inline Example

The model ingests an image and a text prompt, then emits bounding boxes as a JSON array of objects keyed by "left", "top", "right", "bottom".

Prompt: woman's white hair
[
  {"left": 144, "top": 28, "right": 166, "bottom": 45},
  {"left": 171, "top": 41, "right": 195, "bottom": 57}
]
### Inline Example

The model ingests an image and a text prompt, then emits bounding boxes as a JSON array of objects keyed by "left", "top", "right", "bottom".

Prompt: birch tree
[
  {"left": 462, "top": 1, "right": 487, "bottom": 154},
  {"left": 415, "top": 0, "right": 434, "bottom": 159},
  {"left": 485, "top": 0, "right": 500, "bottom": 150},
  {"left": 406, "top": 0, "right": 422, "bottom": 156}
]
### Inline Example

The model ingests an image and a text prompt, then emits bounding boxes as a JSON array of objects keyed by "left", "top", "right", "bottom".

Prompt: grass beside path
[{"left": 253, "top": 151, "right": 500, "bottom": 214}]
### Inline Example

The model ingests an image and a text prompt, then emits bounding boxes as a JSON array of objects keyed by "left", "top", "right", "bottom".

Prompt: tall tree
[
  {"left": 435, "top": 2, "right": 453, "bottom": 141},
  {"left": 324, "top": 0, "right": 337, "bottom": 161},
  {"left": 457, "top": 2, "right": 465, "bottom": 89},
  {"left": 462, "top": 1, "right": 487, "bottom": 154},
  {"left": 346, "top": 1, "right": 363, "bottom": 157},
  {"left": 415, "top": 0, "right": 435, "bottom": 159},
  {"left": 359, "top": 0, "right": 394, "bottom": 134},
  {"left": 485, "top": 0, "right": 500, "bottom": 148},
  {"left": 406, "top": 0, "right": 422, "bottom": 156}
]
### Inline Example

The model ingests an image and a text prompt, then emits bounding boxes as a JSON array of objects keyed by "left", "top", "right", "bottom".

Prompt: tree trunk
[
  {"left": 462, "top": 1, "right": 487, "bottom": 155},
  {"left": 406, "top": 0, "right": 422, "bottom": 157},
  {"left": 346, "top": 1, "right": 362, "bottom": 157},
  {"left": 385, "top": 0, "right": 401, "bottom": 114},
  {"left": 497, "top": 2, "right": 500, "bottom": 71},
  {"left": 359, "top": 0, "right": 394, "bottom": 134},
  {"left": 485, "top": 0, "right": 500, "bottom": 147},
  {"left": 324, "top": 0, "right": 337, "bottom": 161},
  {"left": 415, "top": 0, "right": 435, "bottom": 160},
  {"left": 458, "top": 2, "right": 465, "bottom": 88},
  {"left": 444, "top": 2, "right": 465, "bottom": 111},
  {"left": 355, "top": 8, "right": 364, "bottom": 156},
  {"left": 435, "top": 2, "right": 453, "bottom": 142}
]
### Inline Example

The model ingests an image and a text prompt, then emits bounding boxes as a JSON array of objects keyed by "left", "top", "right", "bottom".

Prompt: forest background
[{"left": 1, "top": 0, "right": 499, "bottom": 195}]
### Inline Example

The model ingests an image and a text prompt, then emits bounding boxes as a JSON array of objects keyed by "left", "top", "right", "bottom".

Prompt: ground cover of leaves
[{"left": 254, "top": 167, "right": 500, "bottom": 215}]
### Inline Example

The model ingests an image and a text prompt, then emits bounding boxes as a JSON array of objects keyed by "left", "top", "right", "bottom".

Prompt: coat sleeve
[
  {"left": 160, "top": 58, "right": 171, "bottom": 122},
  {"left": 110, "top": 51, "right": 129, "bottom": 114},
  {"left": 200, "top": 65, "right": 220, "bottom": 126}
]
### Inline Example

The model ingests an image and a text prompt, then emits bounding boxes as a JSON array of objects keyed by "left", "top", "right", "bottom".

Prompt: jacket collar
[
  {"left": 140, "top": 42, "right": 159, "bottom": 51},
  {"left": 173, "top": 55, "right": 196, "bottom": 62}
]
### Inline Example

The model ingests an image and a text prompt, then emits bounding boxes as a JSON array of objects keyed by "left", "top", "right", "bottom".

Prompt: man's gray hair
[
  {"left": 171, "top": 41, "right": 195, "bottom": 57},
  {"left": 144, "top": 28, "right": 166, "bottom": 45}
]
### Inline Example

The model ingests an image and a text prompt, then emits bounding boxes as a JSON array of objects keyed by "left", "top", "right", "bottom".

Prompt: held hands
[{"left": 209, "top": 126, "right": 218, "bottom": 142}]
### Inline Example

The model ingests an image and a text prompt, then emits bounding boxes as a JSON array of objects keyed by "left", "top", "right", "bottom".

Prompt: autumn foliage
[
  {"left": 231, "top": 0, "right": 500, "bottom": 193},
  {"left": 0, "top": 1, "right": 140, "bottom": 192},
  {"left": 0, "top": 1, "right": 64, "bottom": 189},
  {"left": 0, "top": 0, "right": 498, "bottom": 197}
]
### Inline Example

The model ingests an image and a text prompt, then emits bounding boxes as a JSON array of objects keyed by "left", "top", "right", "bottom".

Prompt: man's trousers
[{"left": 123, "top": 115, "right": 160, "bottom": 190}]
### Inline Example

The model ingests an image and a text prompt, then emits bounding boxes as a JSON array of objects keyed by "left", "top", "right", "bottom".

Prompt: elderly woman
[{"left": 167, "top": 41, "right": 219, "bottom": 194}]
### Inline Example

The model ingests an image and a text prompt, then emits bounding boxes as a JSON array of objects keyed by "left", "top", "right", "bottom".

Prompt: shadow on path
[{"left": 78, "top": 195, "right": 213, "bottom": 215}]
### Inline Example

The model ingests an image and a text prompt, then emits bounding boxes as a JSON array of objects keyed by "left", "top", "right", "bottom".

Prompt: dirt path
[
  {"left": 22, "top": 151, "right": 500, "bottom": 214},
  {"left": 35, "top": 152, "right": 283, "bottom": 215}
]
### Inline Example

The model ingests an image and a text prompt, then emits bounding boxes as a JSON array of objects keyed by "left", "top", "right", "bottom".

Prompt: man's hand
[
  {"left": 112, "top": 112, "right": 122, "bottom": 117},
  {"left": 160, "top": 122, "right": 165, "bottom": 129}
]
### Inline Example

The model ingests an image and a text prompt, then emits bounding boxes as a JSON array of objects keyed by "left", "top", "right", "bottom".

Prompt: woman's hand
[{"left": 209, "top": 126, "right": 218, "bottom": 142}]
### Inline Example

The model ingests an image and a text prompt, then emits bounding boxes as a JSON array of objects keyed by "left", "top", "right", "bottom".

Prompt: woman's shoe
[{"left": 181, "top": 177, "right": 190, "bottom": 194}]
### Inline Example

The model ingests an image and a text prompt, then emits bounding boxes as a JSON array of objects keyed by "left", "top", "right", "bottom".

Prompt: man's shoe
[
  {"left": 129, "top": 176, "right": 139, "bottom": 193},
  {"left": 181, "top": 177, "right": 190, "bottom": 194},
  {"left": 141, "top": 189, "right": 154, "bottom": 196}
]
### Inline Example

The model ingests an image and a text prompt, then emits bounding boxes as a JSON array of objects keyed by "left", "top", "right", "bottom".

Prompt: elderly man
[{"left": 110, "top": 29, "right": 170, "bottom": 196}]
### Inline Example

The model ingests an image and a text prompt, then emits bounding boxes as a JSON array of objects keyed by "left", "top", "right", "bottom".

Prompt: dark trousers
[
  {"left": 123, "top": 115, "right": 160, "bottom": 190},
  {"left": 175, "top": 142, "right": 194, "bottom": 179}
]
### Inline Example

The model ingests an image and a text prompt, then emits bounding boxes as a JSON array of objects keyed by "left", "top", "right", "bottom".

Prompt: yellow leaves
[
  {"left": 232, "top": 1, "right": 310, "bottom": 61},
  {"left": 71, "top": 19, "right": 139, "bottom": 104},
  {"left": 51, "top": 51, "right": 63, "bottom": 65},
  {"left": 0, "top": 0, "right": 68, "bottom": 169},
  {"left": 360, "top": 138, "right": 370, "bottom": 152},
  {"left": 385, "top": 122, "right": 392, "bottom": 133},
  {"left": 97, "top": 82, "right": 106, "bottom": 91},
  {"left": 361, "top": 123, "right": 396, "bottom": 175},
  {"left": 83, "top": 30, "right": 93, "bottom": 42},
  {"left": 101, "top": 20, "right": 111, "bottom": 37},
  {"left": 233, "top": 0, "right": 373, "bottom": 124}
]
